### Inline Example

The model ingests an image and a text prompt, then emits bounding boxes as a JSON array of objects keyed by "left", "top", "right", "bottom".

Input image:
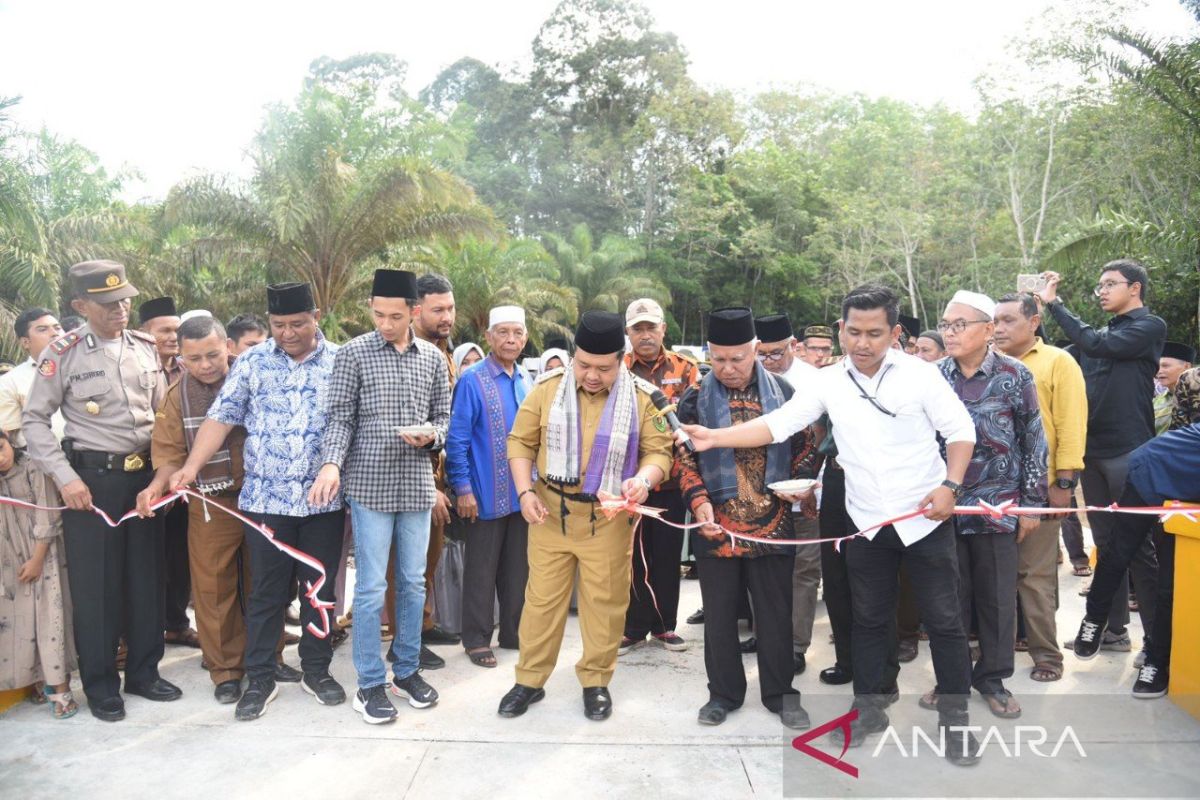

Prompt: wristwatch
[
  {"left": 1055, "top": 477, "right": 1078, "bottom": 490},
  {"left": 940, "top": 479, "right": 963, "bottom": 499},
  {"left": 637, "top": 475, "right": 652, "bottom": 492}
]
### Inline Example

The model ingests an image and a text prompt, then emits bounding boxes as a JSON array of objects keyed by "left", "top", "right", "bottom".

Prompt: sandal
[
  {"left": 1014, "top": 638, "right": 1029, "bottom": 652},
  {"left": 164, "top": 627, "right": 202, "bottom": 648},
  {"left": 467, "top": 647, "right": 497, "bottom": 668},
  {"left": 918, "top": 689, "right": 939, "bottom": 710},
  {"left": 44, "top": 687, "right": 78, "bottom": 719},
  {"left": 1031, "top": 662, "right": 1063, "bottom": 682},
  {"left": 27, "top": 683, "right": 48, "bottom": 705},
  {"left": 983, "top": 690, "right": 1022, "bottom": 719},
  {"left": 1072, "top": 564, "right": 1092, "bottom": 577}
]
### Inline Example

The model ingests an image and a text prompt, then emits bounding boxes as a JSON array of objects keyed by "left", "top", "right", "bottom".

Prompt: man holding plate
[
  {"left": 309, "top": 269, "right": 451, "bottom": 724},
  {"left": 674, "top": 307, "right": 822, "bottom": 730}
]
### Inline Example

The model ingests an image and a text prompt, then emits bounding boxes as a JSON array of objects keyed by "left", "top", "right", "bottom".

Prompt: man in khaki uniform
[
  {"left": 0, "top": 307, "right": 65, "bottom": 445},
  {"left": 23, "top": 259, "right": 181, "bottom": 722},
  {"left": 498, "top": 310, "right": 673, "bottom": 721}
]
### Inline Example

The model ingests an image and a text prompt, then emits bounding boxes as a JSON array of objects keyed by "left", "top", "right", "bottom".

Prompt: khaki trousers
[
  {"left": 514, "top": 507, "right": 634, "bottom": 689},
  {"left": 186, "top": 496, "right": 249, "bottom": 685},
  {"left": 1017, "top": 518, "right": 1063, "bottom": 667}
]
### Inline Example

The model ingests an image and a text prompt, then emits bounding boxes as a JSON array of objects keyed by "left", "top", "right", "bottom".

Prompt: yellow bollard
[{"left": 1165, "top": 507, "right": 1200, "bottom": 721}]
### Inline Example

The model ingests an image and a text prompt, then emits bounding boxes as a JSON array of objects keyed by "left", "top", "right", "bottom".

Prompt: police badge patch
[
  {"left": 37, "top": 358, "right": 56, "bottom": 378},
  {"left": 653, "top": 415, "right": 668, "bottom": 433}
]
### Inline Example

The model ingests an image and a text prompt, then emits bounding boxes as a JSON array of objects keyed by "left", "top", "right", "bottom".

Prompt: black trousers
[
  {"left": 625, "top": 488, "right": 686, "bottom": 639},
  {"left": 162, "top": 499, "right": 192, "bottom": 632},
  {"left": 1087, "top": 484, "right": 1176, "bottom": 669},
  {"left": 243, "top": 509, "right": 345, "bottom": 681},
  {"left": 697, "top": 553, "right": 798, "bottom": 712},
  {"left": 844, "top": 521, "right": 971, "bottom": 721},
  {"left": 461, "top": 512, "right": 529, "bottom": 650},
  {"left": 819, "top": 466, "right": 854, "bottom": 669},
  {"left": 1060, "top": 496, "right": 1087, "bottom": 564},
  {"left": 955, "top": 531, "right": 1018, "bottom": 694},
  {"left": 62, "top": 466, "right": 164, "bottom": 701},
  {"left": 1081, "top": 453, "right": 1159, "bottom": 639}
]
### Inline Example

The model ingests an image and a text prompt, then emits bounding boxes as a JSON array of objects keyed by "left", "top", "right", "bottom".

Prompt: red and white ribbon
[
  {"left": 0, "top": 488, "right": 336, "bottom": 639},
  {"left": 598, "top": 491, "right": 1200, "bottom": 553}
]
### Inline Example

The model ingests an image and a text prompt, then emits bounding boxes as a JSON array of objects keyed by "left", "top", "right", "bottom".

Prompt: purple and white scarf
[{"left": 545, "top": 364, "right": 639, "bottom": 497}]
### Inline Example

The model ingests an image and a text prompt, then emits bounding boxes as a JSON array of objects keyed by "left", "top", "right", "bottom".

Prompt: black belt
[
  {"left": 69, "top": 449, "right": 151, "bottom": 473},
  {"left": 541, "top": 481, "right": 598, "bottom": 504}
]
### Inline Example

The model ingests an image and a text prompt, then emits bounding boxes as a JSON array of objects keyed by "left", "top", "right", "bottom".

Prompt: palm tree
[
  {"left": 165, "top": 148, "right": 498, "bottom": 337},
  {"left": 542, "top": 223, "right": 668, "bottom": 313},
  {"left": 433, "top": 237, "right": 578, "bottom": 348}
]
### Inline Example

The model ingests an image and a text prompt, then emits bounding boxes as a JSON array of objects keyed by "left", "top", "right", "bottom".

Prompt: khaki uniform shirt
[
  {"left": 507, "top": 370, "right": 674, "bottom": 517},
  {"left": 23, "top": 324, "right": 164, "bottom": 488},
  {"left": 0, "top": 359, "right": 66, "bottom": 447}
]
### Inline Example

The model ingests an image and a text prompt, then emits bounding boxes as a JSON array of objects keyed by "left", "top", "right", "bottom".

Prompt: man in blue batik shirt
[
  {"left": 170, "top": 281, "right": 346, "bottom": 722},
  {"left": 446, "top": 305, "right": 533, "bottom": 669}
]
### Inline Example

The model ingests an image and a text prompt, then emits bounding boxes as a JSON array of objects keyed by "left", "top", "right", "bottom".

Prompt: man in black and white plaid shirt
[{"left": 309, "top": 268, "right": 451, "bottom": 725}]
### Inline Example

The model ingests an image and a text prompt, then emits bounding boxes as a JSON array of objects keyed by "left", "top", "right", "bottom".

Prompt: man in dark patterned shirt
[
  {"left": 309, "top": 269, "right": 451, "bottom": 725},
  {"left": 936, "top": 290, "right": 1047, "bottom": 720},
  {"left": 674, "top": 307, "right": 820, "bottom": 731}
]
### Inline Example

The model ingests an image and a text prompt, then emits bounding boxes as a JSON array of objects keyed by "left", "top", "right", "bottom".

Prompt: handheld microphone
[{"left": 650, "top": 388, "right": 695, "bottom": 453}]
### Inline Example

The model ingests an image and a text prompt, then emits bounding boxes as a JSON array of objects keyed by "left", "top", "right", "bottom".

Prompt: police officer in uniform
[{"left": 23, "top": 260, "right": 182, "bottom": 721}]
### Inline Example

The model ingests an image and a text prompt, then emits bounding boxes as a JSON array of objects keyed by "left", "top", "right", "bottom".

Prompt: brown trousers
[
  {"left": 187, "top": 495, "right": 285, "bottom": 685},
  {"left": 1017, "top": 518, "right": 1063, "bottom": 667}
]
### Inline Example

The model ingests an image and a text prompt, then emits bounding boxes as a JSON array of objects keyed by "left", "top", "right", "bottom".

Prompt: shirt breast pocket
[
  {"left": 69, "top": 377, "right": 109, "bottom": 399},
  {"left": 138, "top": 370, "right": 157, "bottom": 390}
]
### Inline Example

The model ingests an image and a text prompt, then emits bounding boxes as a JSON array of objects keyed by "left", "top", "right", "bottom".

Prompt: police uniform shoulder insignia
[
  {"left": 37, "top": 358, "right": 56, "bottom": 378},
  {"left": 129, "top": 329, "right": 157, "bottom": 344},
  {"left": 49, "top": 332, "right": 81, "bottom": 355},
  {"left": 535, "top": 366, "right": 565, "bottom": 384},
  {"left": 673, "top": 350, "right": 699, "bottom": 366}
]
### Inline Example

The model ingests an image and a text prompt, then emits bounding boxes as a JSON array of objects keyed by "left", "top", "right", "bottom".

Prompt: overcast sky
[{"left": 1, "top": 0, "right": 1193, "bottom": 201}]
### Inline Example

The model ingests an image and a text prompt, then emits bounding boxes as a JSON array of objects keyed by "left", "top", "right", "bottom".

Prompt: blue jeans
[{"left": 348, "top": 501, "right": 431, "bottom": 689}]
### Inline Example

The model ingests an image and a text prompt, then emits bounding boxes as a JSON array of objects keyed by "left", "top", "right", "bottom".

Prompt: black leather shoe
[
  {"left": 274, "top": 661, "right": 303, "bottom": 683},
  {"left": 422, "top": 626, "right": 461, "bottom": 645},
  {"left": 419, "top": 644, "right": 446, "bottom": 670},
  {"left": 839, "top": 708, "right": 889, "bottom": 748},
  {"left": 686, "top": 608, "right": 705, "bottom": 625},
  {"left": 214, "top": 680, "right": 243, "bottom": 704},
  {"left": 898, "top": 638, "right": 919, "bottom": 663},
  {"left": 697, "top": 699, "right": 730, "bottom": 726},
  {"left": 882, "top": 684, "right": 899, "bottom": 706},
  {"left": 125, "top": 678, "right": 183, "bottom": 702},
  {"left": 88, "top": 696, "right": 126, "bottom": 722},
  {"left": 793, "top": 653, "right": 807, "bottom": 674},
  {"left": 819, "top": 664, "right": 853, "bottom": 685},
  {"left": 739, "top": 636, "right": 757, "bottom": 653},
  {"left": 583, "top": 687, "right": 612, "bottom": 720},
  {"left": 778, "top": 704, "right": 812, "bottom": 731},
  {"left": 498, "top": 684, "right": 545, "bottom": 718},
  {"left": 941, "top": 722, "right": 982, "bottom": 766}
]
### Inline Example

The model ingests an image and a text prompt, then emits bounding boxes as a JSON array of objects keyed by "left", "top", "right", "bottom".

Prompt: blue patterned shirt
[
  {"left": 938, "top": 349, "right": 1048, "bottom": 534},
  {"left": 208, "top": 332, "right": 342, "bottom": 517}
]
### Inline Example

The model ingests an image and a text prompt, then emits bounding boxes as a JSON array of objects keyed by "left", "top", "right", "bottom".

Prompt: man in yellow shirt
[
  {"left": 499, "top": 311, "right": 674, "bottom": 721},
  {"left": 993, "top": 293, "right": 1087, "bottom": 682}
]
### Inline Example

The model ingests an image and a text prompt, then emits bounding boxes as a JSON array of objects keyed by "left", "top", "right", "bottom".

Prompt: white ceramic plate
[
  {"left": 394, "top": 424, "right": 437, "bottom": 437},
  {"left": 767, "top": 479, "right": 819, "bottom": 495}
]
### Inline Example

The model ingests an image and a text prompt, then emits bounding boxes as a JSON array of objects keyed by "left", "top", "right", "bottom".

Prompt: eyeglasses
[
  {"left": 935, "top": 319, "right": 990, "bottom": 335},
  {"left": 805, "top": 344, "right": 833, "bottom": 355},
  {"left": 1093, "top": 280, "right": 1130, "bottom": 297},
  {"left": 846, "top": 364, "right": 897, "bottom": 417},
  {"left": 756, "top": 349, "right": 788, "bottom": 362}
]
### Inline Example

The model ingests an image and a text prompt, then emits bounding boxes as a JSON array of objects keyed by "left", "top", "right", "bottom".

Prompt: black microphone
[{"left": 650, "top": 388, "right": 695, "bottom": 453}]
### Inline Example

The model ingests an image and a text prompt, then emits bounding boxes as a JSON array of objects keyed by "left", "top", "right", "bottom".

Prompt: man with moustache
[
  {"left": 799, "top": 325, "right": 836, "bottom": 368},
  {"left": 139, "top": 296, "right": 197, "bottom": 649},
  {"left": 135, "top": 316, "right": 302, "bottom": 703},
  {"left": 169, "top": 282, "right": 345, "bottom": 721},
  {"left": 409, "top": 273, "right": 460, "bottom": 666},
  {"left": 24, "top": 260, "right": 179, "bottom": 721},
  {"left": 620, "top": 298, "right": 699, "bottom": 655},
  {"left": 498, "top": 311, "right": 673, "bottom": 721}
]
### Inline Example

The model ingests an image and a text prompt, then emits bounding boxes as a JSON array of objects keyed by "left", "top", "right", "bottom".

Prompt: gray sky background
[{"left": 1, "top": 0, "right": 1193, "bottom": 201}]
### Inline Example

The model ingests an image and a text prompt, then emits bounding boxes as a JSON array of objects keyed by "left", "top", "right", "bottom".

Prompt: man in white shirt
[
  {"left": 682, "top": 285, "right": 981, "bottom": 766},
  {"left": 755, "top": 313, "right": 821, "bottom": 673},
  {"left": 0, "top": 307, "right": 65, "bottom": 445}
]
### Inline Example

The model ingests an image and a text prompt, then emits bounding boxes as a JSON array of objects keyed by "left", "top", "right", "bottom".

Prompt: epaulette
[
  {"left": 535, "top": 366, "right": 565, "bottom": 384},
  {"left": 672, "top": 349, "right": 700, "bottom": 366},
  {"left": 819, "top": 355, "right": 844, "bottom": 368},
  {"left": 49, "top": 332, "right": 81, "bottom": 356},
  {"left": 632, "top": 375, "right": 659, "bottom": 397},
  {"left": 128, "top": 329, "right": 157, "bottom": 344}
]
